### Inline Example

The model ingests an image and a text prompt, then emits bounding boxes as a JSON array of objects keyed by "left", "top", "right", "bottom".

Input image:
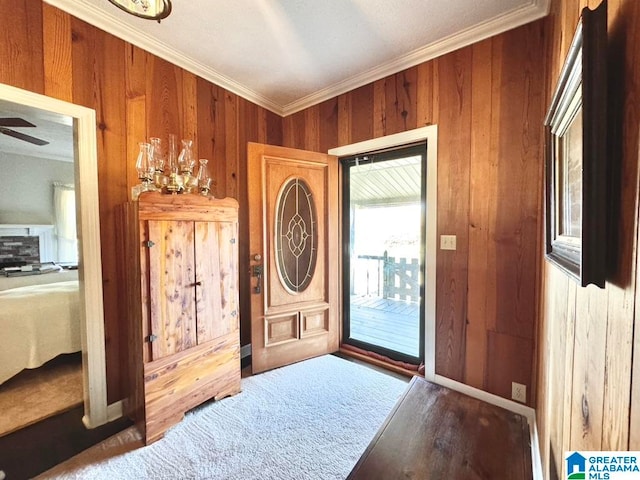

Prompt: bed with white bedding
[{"left": 0, "top": 269, "right": 81, "bottom": 385}]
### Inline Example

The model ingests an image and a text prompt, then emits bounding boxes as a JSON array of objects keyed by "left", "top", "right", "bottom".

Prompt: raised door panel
[
  {"left": 147, "top": 219, "right": 197, "bottom": 360},
  {"left": 195, "top": 220, "right": 239, "bottom": 343}
]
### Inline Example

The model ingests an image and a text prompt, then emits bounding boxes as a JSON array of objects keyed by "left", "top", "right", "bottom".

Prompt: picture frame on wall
[{"left": 544, "top": 0, "right": 607, "bottom": 288}]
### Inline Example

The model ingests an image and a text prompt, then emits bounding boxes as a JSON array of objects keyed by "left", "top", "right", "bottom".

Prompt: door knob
[{"left": 253, "top": 254, "right": 262, "bottom": 261}]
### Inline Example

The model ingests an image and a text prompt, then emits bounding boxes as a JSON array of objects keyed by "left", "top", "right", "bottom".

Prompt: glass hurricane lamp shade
[
  {"left": 132, "top": 142, "right": 158, "bottom": 199},
  {"left": 197, "top": 159, "right": 213, "bottom": 196},
  {"left": 149, "top": 137, "right": 165, "bottom": 173},
  {"left": 107, "top": 0, "right": 172, "bottom": 22},
  {"left": 178, "top": 139, "right": 196, "bottom": 175},
  {"left": 135, "top": 142, "right": 154, "bottom": 182},
  {"left": 166, "top": 133, "right": 179, "bottom": 175}
]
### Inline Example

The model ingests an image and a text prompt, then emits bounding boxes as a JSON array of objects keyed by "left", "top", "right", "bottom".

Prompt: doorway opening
[{"left": 342, "top": 143, "right": 426, "bottom": 365}]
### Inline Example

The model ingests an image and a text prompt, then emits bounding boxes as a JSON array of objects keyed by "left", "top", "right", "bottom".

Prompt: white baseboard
[
  {"left": 107, "top": 400, "right": 124, "bottom": 422},
  {"left": 433, "top": 375, "right": 542, "bottom": 480},
  {"left": 241, "top": 344, "right": 252, "bottom": 359}
]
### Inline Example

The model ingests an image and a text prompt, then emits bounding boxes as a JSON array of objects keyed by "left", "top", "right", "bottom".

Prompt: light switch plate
[{"left": 440, "top": 235, "right": 457, "bottom": 250}]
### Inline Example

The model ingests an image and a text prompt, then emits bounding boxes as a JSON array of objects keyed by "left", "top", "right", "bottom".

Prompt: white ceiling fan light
[{"left": 106, "top": 0, "right": 171, "bottom": 22}]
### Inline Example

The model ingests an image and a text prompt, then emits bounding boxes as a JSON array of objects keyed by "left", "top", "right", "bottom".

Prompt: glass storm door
[{"left": 342, "top": 144, "right": 426, "bottom": 365}]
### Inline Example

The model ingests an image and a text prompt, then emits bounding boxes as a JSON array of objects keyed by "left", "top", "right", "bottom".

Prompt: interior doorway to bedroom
[{"left": 341, "top": 143, "right": 426, "bottom": 366}]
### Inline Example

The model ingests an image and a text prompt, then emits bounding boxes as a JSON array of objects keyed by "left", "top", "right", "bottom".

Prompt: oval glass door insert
[{"left": 275, "top": 177, "right": 317, "bottom": 293}]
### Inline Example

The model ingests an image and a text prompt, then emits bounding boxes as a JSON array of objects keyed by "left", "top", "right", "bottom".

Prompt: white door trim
[{"left": 329, "top": 124, "right": 438, "bottom": 381}]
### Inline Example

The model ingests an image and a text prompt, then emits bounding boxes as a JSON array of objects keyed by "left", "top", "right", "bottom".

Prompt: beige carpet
[
  {"left": 0, "top": 353, "right": 83, "bottom": 437},
  {"left": 37, "top": 355, "right": 409, "bottom": 480}
]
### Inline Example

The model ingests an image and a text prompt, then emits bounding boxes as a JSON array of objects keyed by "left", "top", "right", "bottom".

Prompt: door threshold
[{"left": 337, "top": 346, "right": 421, "bottom": 379}]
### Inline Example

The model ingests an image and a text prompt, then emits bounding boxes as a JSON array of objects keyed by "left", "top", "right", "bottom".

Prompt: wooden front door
[{"left": 248, "top": 143, "right": 339, "bottom": 373}]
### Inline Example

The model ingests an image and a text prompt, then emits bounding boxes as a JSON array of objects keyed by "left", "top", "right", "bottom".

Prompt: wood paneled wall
[
  {"left": 0, "top": 0, "right": 282, "bottom": 403},
  {"left": 536, "top": 0, "right": 640, "bottom": 478},
  {"left": 282, "top": 22, "right": 547, "bottom": 404},
  {"left": 10, "top": 2, "right": 635, "bottom": 437}
]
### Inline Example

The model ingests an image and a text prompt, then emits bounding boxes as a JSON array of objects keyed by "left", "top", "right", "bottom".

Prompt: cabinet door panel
[
  {"left": 148, "top": 220, "right": 197, "bottom": 359},
  {"left": 195, "top": 221, "right": 238, "bottom": 343}
]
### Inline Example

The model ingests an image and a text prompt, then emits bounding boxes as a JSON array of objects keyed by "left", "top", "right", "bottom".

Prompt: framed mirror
[{"left": 0, "top": 82, "right": 109, "bottom": 428}]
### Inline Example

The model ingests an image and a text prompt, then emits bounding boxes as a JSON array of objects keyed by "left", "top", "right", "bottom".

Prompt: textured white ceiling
[
  {"left": 47, "top": 0, "right": 549, "bottom": 115},
  {"left": 0, "top": 100, "right": 74, "bottom": 162}
]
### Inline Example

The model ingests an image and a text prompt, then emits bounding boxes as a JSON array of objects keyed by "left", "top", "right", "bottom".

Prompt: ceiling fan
[{"left": 0, "top": 117, "right": 50, "bottom": 146}]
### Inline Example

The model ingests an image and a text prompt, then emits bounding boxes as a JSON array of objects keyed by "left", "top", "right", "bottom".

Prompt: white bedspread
[{"left": 0, "top": 279, "right": 81, "bottom": 385}]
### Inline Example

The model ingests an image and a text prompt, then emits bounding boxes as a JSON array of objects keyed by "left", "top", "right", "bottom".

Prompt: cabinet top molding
[{"left": 136, "top": 192, "right": 239, "bottom": 221}]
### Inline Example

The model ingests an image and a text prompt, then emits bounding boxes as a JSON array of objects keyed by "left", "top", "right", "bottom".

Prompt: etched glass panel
[{"left": 275, "top": 178, "right": 317, "bottom": 293}]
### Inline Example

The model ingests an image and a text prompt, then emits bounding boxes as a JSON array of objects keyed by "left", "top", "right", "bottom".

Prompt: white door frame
[{"left": 329, "top": 124, "right": 438, "bottom": 380}]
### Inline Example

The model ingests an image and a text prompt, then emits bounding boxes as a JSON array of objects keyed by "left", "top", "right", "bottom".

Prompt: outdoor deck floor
[{"left": 349, "top": 295, "right": 420, "bottom": 358}]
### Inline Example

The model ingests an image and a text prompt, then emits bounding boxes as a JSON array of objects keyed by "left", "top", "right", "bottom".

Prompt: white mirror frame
[{"left": 0, "top": 83, "right": 110, "bottom": 428}]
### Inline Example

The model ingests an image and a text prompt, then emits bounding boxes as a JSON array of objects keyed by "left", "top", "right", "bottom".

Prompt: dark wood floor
[
  {"left": 0, "top": 405, "right": 131, "bottom": 480},
  {"left": 348, "top": 376, "right": 533, "bottom": 480},
  {"left": 349, "top": 295, "right": 420, "bottom": 357}
]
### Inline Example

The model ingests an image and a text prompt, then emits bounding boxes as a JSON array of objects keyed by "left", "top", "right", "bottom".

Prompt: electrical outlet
[
  {"left": 512, "top": 382, "right": 526, "bottom": 403},
  {"left": 440, "top": 235, "right": 457, "bottom": 250}
]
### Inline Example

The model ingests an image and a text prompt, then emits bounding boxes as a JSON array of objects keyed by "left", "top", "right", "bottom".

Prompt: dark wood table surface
[{"left": 347, "top": 376, "right": 532, "bottom": 480}]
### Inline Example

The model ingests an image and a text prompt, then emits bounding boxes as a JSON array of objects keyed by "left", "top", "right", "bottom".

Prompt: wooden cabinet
[{"left": 121, "top": 192, "right": 241, "bottom": 444}]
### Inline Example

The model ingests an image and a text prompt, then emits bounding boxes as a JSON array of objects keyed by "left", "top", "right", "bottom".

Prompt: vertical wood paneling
[
  {"left": 485, "top": 331, "right": 533, "bottom": 400},
  {"left": 385, "top": 68, "right": 418, "bottom": 135},
  {"left": 125, "top": 45, "right": 147, "bottom": 192},
  {"left": 547, "top": 269, "right": 572, "bottom": 479},
  {"left": 494, "top": 23, "right": 544, "bottom": 342},
  {"left": 433, "top": 47, "right": 473, "bottom": 382},
  {"left": 349, "top": 84, "right": 373, "bottom": 143},
  {"left": 265, "top": 109, "right": 283, "bottom": 147},
  {"left": 372, "top": 78, "right": 386, "bottom": 138},
  {"left": 42, "top": 3, "right": 72, "bottom": 101},
  {"left": 195, "top": 78, "right": 215, "bottom": 193},
  {"left": 466, "top": 38, "right": 494, "bottom": 390},
  {"left": 570, "top": 286, "right": 608, "bottom": 451},
  {"left": 416, "top": 62, "right": 434, "bottom": 127},
  {"left": 604, "top": 0, "right": 640, "bottom": 452},
  {"left": 182, "top": 71, "right": 198, "bottom": 161},
  {"left": 211, "top": 85, "right": 228, "bottom": 199},
  {"left": 0, "top": 0, "right": 43, "bottom": 93},
  {"left": 146, "top": 54, "right": 182, "bottom": 141},
  {"left": 224, "top": 90, "right": 239, "bottom": 199},
  {"left": 538, "top": 0, "right": 640, "bottom": 474},
  {"left": 77, "top": 25, "right": 125, "bottom": 401},
  {"left": 318, "top": 98, "right": 339, "bottom": 153},
  {"left": 71, "top": 21, "right": 128, "bottom": 403},
  {"left": 97, "top": 32, "right": 128, "bottom": 404},
  {"left": 337, "top": 93, "right": 352, "bottom": 146},
  {"left": 602, "top": 0, "right": 639, "bottom": 450},
  {"left": 304, "top": 104, "right": 320, "bottom": 151},
  {"left": 291, "top": 111, "right": 307, "bottom": 150}
]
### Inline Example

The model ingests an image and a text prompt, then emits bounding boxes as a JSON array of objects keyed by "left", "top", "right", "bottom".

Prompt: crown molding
[
  {"left": 44, "top": 0, "right": 549, "bottom": 118},
  {"left": 43, "top": 0, "right": 284, "bottom": 115},
  {"left": 282, "top": 0, "right": 550, "bottom": 116}
]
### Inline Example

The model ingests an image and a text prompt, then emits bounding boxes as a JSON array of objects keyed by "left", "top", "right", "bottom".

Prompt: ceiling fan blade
[
  {"left": 0, "top": 117, "right": 36, "bottom": 128},
  {"left": 0, "top": 127, "right": 50, "bottom": 146}
]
